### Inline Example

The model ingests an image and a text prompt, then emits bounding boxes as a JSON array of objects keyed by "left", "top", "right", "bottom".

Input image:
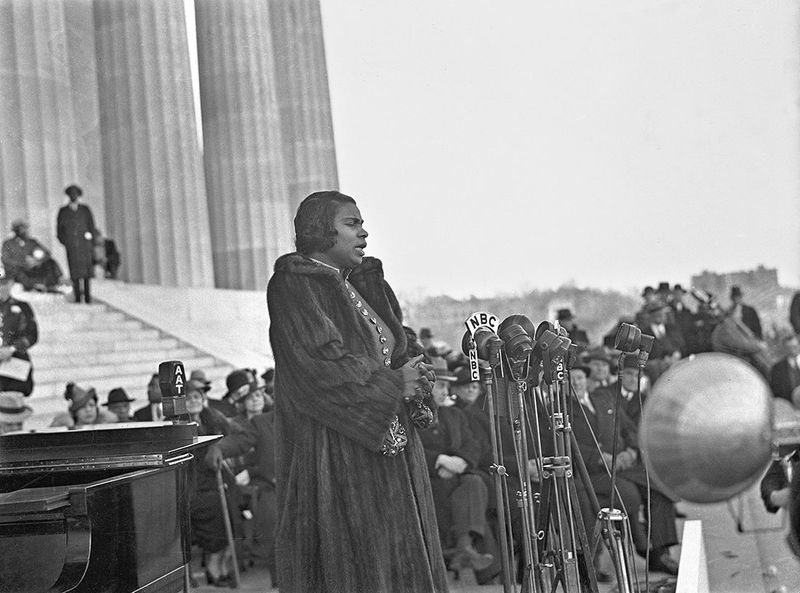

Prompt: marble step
[
  {"left": 38, "top": 328, "right": 161, "bottom": 343},
  {"left": 33, "top": 337, "right": 180, "bottom": 356},
  {"left": 34, "top": 346, "right": 199, "bottom": 369},
  {"left": 35, "top": 355, "right": 218, "bottom": 383},
  {"left": 38, "top": 317, "right": 142, "bottom": 332}
]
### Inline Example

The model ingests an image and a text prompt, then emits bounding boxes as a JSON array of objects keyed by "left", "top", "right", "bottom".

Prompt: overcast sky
[{"left": 318, "top": 1, "right": 800, "bottom": 299}]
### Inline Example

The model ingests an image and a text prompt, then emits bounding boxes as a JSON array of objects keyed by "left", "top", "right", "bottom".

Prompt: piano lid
[{"left": 0, "top": 421, "right": 219, "bottom": 474}]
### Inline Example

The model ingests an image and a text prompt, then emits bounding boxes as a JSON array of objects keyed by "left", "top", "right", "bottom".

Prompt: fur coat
[{"left": 267, "top": 253, "right": 448, "bottom": 593}]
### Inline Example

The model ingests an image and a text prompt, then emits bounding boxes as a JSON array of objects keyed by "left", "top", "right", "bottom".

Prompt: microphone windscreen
[{"left": 159, "top": 360, "right": 186, "bottom": 398}]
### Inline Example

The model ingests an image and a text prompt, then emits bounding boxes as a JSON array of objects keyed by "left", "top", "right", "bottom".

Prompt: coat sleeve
[
  {"left": 268, "top": 273, "right": 404, "bottom": 452},
  {"left": 56, "top": 209, "right": 66, "bottom": 245}
]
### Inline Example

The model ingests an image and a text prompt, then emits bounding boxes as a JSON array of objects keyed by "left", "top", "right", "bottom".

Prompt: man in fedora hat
[
  {"left": 0, "top": 391, "right": 33, "bottom": 434},
  {"left": 557, "top": 308, "right": 589, "bottom": 348},
  {"left": 585, "top": 348, "right": 615, "bottom": 393},
  {"left": 569, "top": 364, "right": 679, "bottom": 575},
  {"left": 103, "top": 387, "right": 136, "bottom": 422},
  {"left": 56, "top": 184, "right": 96, "bottom": 303},
  {"left": 0, "top": 270, "right": 37, "bottom": 396}
]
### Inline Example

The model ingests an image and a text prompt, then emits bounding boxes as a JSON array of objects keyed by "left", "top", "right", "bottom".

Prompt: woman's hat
[
  {"left": 66, "top": 384, "right": 97, "bottom": 413},
  {"left": 103, "top": 387, "right": 135, "bottom": 406},
  {"left": 225, "top": 369, "right": 256, "bottom": 398},
  {"left": 0, "top": 392, "right": 33, "bottom": 424}
]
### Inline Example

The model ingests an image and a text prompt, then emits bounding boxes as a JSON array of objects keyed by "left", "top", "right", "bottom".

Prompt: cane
[{"left": 215, "top": 461, "right": 241, "bottom": 588}]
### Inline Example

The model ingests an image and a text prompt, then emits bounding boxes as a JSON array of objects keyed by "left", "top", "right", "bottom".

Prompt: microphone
[
  {"left": 158, "top": 360, "right": 188, "bottom": 419},
  {"left": 614, "top": 322, "right": 642, "bottom": 353}
]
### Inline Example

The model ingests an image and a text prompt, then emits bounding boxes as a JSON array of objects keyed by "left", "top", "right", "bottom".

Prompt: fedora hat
[
  {"left": 189, "top": 369, "right": 212, "bottom": 392},
  {"left": 430, "top": 357, "right": 456, "bottom": 382},
  {"left": 103, "top": 387, "right": 135, "bottom": 406},
  {"left": 0, "top": 392, "right": 33, "bottom": 424}
]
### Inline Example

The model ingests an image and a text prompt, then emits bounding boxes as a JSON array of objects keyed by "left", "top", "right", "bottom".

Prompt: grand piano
[{"left": 0, "top": 362, "right": 217, "bottom": 593}]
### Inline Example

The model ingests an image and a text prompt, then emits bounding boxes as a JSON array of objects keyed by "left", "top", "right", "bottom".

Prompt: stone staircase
[{"left": 19, "top": 290, "right": 234, "bottom": 429}]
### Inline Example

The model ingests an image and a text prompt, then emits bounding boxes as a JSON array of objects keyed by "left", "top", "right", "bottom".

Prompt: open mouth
[{"left": 356, "top": 244, "right": 366, "bottom": 256}]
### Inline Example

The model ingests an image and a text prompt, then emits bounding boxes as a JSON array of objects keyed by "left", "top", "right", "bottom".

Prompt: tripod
[{"left": 482, "top": 349, "right": 598, "bottom": 593}]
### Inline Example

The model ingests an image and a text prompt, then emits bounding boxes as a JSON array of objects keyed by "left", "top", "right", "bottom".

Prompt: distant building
[{"left": 691, "top": 265, "right": 779, "bottom": 303}]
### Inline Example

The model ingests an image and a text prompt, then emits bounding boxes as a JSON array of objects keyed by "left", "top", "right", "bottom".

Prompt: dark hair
[{"left": 294, "top": 191, "right": 356, "bottom": 255}]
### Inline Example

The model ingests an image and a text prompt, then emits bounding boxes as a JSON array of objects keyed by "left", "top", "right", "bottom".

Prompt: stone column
[
  {"left": 94, "top": 0, "right": 214, "bottom": 287},
  {"left": 269, "top": 0, "right": 339, "bottom": 212},
  {"left": 0, "top": 0, "right": 105, "bottom": 274},
  {"left": 194, "top": 0, "right": 294, "bottom": 290}
]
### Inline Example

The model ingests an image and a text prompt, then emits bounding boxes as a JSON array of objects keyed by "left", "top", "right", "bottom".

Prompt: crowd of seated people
[{"left": 4, "top": 276, "right": 798, "bottom": 589}]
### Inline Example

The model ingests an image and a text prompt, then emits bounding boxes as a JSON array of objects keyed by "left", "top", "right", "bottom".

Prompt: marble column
[
  {"left": 93, "top": 0, "right": 214, "bottom": 287},
  {"left": 269, "top": 0, "right": 339, "bottom": 212},
  {"left": 0, "top": 0, "right": 105, "bottom": 275},
  {"left": 194, "top": 0, "right": 294, "bottom": 290}
]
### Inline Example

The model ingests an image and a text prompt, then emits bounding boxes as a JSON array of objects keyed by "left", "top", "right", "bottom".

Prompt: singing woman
[{"left": 266, "top": 190, "right": 446, "bottom": 592}]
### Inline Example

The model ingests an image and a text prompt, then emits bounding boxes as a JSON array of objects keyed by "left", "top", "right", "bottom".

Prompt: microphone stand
[{"left": 536, "top": 346, "right": 598, "bottom": 593}]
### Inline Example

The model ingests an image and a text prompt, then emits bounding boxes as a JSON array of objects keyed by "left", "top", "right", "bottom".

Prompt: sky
[{"left": 318, "top": 1, "right": 800, "bottom": 299}]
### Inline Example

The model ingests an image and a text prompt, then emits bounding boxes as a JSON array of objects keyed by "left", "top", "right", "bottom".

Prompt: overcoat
[
  {"left": 267, "top": 253, "right": 448, "bottom": 593},
  {"left": 56, "top": 203, "right": 96, "bottom": 279}
]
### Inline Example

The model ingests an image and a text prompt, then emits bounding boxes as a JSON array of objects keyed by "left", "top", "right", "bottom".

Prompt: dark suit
[
  {"left": 769, "top": 358, "right": 800, "bottom": 403},
  {"left": 56, "top": 202, "right": 96, "bottom": 302},
  {"left": 217, "top": 411, "right": 278, "bottom": 574},
  {"left": 419, "top": 405, "right": 490, "bottom": 545},
  {"left": 0, "top": 296, "right": 37, "bottom": 396},
  {"left": 738, "top": 304, "right": 762, "bottom": 340},
  {"left": 132, "top": 402, "right": 162, "bottom": 421},
  {"left": 790, "top": 292, "right": 800, "bottom": 335},
  {"left": 572, "top": 388, "right": 678, "bottom": 553}
]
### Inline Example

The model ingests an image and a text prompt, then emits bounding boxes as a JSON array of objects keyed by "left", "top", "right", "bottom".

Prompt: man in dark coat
[
  {"left": 0, "top": 271, "right": 37, "bottom": 396},
  {"left": 1, "top": 220, "right": 63, "bottom": 292},
  {"left": 557, "top": 308, "right": 590, "bottom": 349},
  {"left": 208, "top": 406, "right": 279, "bottom": 584},
  {"left": 570, "top": 366, "right": 679, "bottom": 575},
  {"left": 132, "top": 374, "right": 163, "bottom": 421},
  {"left": 769, "top": 334, "right": 800, "bottom": 403},
  {"left": 729, "top": 285, "right": 762, "bottom": 340},
  {"left": 56, "top": 184, "right": 96, "bottom": 303},
  {"left": 418, "top": 361, "right": 494, "bottom": 573}
]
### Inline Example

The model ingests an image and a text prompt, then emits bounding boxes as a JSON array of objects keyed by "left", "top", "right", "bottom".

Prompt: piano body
[{"left": 0, "top": 421, "right": 218, "bottom": 593}]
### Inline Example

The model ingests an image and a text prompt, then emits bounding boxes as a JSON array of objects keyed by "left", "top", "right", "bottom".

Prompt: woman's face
[
  {"left": 432, "top": 379, "right": 452, "bottom": 407},
  {"left": 244, "top": 391, "right": 265, "bottom": 415},
  {"left": 323, "top": 202, "right": 368, "bottom": 269},
  {"left": 185, "top": 390, "right": 205, "bottom": 415},
  {"left": 75, "top": 399, "right": 98, "bottom": 425}
]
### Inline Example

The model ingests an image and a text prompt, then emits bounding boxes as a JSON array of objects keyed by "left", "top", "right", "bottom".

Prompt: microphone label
[{"left": 464, "top": 311, "right": 499, "bottom": 336}]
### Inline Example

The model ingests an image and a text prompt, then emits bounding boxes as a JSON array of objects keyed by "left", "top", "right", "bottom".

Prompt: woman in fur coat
[{"left": 266, "top": 191, "right": 447, "bottom": 593}]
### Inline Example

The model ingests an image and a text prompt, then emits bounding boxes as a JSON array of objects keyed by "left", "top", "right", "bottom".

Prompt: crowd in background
[{"left": 3, "top": 209, "right": 800, "bottom": 587}]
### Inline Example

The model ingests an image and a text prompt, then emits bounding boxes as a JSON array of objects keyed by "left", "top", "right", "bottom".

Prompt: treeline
[{"left": 402, "top": 287, "right": 640, "bottom": 350}]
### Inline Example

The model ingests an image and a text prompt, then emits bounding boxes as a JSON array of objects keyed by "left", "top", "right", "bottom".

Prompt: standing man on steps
[{"left": 56, "top": 184, "right": 96, "bottom": 304}]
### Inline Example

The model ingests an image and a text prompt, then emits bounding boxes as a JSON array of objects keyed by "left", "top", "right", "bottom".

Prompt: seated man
[
  {"left": 419, "top": 359, "right": 494, "bottom": 573},
  {"left": 570, "top": 364, "right": 679, "bottom": 575},
  {"left": 1, "top": 220, "right": 63, "bottom": 292}
]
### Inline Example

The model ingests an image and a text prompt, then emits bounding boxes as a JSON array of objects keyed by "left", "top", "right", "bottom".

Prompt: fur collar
[{"left": 273, "top": 252, "right": 385, "bottom": 284}]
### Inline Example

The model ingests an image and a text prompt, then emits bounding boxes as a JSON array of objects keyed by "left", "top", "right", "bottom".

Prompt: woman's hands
[{"left": 400, "top": 355, "right": 435, "bottom": 401}]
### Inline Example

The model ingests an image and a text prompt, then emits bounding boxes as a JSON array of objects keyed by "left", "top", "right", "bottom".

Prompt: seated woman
[
  {"left": 50, "top": 383, "right": 117, "bottom": 427},
  {"left": 418, "top": 358, "right": 494, "bottom": 573},
  {"left": 185, "top": 378, "right": 240, "bottom": 587}
]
